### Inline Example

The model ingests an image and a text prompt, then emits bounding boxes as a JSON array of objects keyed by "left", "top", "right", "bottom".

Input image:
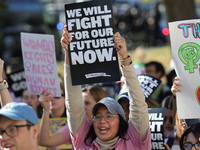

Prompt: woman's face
[
  {"left": 184, "top": 132, "right": 200, "bottom": 150},
  {"left": 118, "top": 99, "right": 129, "bottom": 122},
  {"left": 51, "top": 90, "right": 65, "bottom": 111},
  {"left": 164, "top": 109, "right": 174, "bottom": 131},
  {"left": 21, "top": 90, "right": 39, "bottom": 112},
  {"left": 82, "top": 91, "right": 97, "bottom": 122},
  {"left": 93, "top": 106, "right": 119, "bottom": 141}
]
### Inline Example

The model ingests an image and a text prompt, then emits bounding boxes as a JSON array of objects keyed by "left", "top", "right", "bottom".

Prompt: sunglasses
[{"left": 54, "top": 94, "right": 65, "bottom": 99}]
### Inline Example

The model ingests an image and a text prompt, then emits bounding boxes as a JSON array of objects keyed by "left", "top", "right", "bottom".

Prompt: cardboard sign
[
  {"left": 7, "top": 69, "right": 27, "bottom": 97},
  {"left": 169, "top": 19, "right": 200, "bottom": 119},
  {"left": 148, "top": 108, "right": 166, "bottom": 150},
  {"left": 65, "top": 0, "right": 120, "bottom": 85},
  {"left": 119, "top": 74, "right": 161, "bottom": 101},
  {"left": 21, "top": 33, "right": 61, "bottom": 97}
]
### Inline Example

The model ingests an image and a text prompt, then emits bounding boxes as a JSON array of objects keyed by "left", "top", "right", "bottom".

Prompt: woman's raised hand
[{"left": 171, "top": 76, "right": 182, "bottom": 96}]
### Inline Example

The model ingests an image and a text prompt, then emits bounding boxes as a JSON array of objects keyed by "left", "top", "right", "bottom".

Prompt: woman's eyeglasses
[
  {"left": 183, "top": 142, "right": 200, "bottom": 150},
  {"left": 92, "top": 113, "right": 119, "bottom": 123}
]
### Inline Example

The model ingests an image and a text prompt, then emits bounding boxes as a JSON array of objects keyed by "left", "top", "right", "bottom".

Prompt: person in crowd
[
  {"left": 170, "top": 112, "right": 187, "bottom": 150},
  {"left": 21, "top": 89, "right": 43, "bottom": 118},
  {"left": 161, "top": 95, "right": 175, "bottom": 139},
  {"left": 61, "top": 25, "right": 151, "bottom": 149},
  {"left": 164, "top": 77, "right": 188, "bottom": 150},
  {"left": 0, "top": 58, "right": 40, "bottom": 150},
  {"left": 38, "top": 83, "right": 66, "bottom": 150},
  {"left": 38, "top": 85, "right": 106, "bottom": 149},
  {"left": 117, "top": 92, "right": 130, "bottom": 122},
  {"left": 145, "top": 61, "right": 172, "bottom": 105},
  {"left": 165, "top": 122, "right": 200, "bottom": 150},
  {"left": 133, "top": 46, "right": 146, "bottom": 72},
  {"left": 179, "top": 122, "right": 200, "bottom": 150},
  {"left": 82, "top": 85, "right": 107, "bottom": 122}
]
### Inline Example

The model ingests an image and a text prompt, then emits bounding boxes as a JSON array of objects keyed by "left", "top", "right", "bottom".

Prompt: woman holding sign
[
  {"left": 38, "top": 84, "right": 106, "bottom": 149},
  {"left": 61, "top": 25, "right": 151, "bottom": 149}
]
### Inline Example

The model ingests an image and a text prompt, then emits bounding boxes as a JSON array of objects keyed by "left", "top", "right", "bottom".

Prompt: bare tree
[{"left": 163, "top": 0, "right": 197, "bottom": 22}]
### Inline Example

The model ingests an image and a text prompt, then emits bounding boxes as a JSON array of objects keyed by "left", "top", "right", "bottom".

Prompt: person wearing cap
[
  {"left": 0, "top": 58, "right": 40, "bottom": 150},
  {"left": 61, "top": 25, "right": 151, "bottom": 149},
  {"left": 0, "top": 102, "right": 40, "bottom": 150},
  {"left": 117, "top": 85, "right": 130, "bottom": 122}
]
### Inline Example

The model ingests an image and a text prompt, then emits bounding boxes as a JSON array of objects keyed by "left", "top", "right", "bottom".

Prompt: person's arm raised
[
  {"left": 113, "top": 33, "right": 149, "bottom": 142},
  {"left": 38, "top": 90, "right": 66, "bottom": 147},
  {"left": 61, "top": 25, "right": 85, "bottom": 137},
  {"left": 0, "top": 58, "right": 13, "bottom": 106}
]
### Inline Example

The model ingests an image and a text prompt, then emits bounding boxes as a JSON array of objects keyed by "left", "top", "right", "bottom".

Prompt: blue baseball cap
[
  {"left": 0, "top": 102, "right": 39, "bottom": 125},
  {"left": 92, "top": 97, "right": 126, "bottom": 121}
]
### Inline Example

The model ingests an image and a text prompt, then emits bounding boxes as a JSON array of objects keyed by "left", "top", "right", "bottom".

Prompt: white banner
[{"left": 169, "top": 19, "right": 200, "bottom": 119}]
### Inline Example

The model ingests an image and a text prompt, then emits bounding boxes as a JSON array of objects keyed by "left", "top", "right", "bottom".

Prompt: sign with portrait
[
  {"left": 65, "top": 0, "right": 120, "bottom": 85},
  {"left": 169, "top": 19, "right": 200, "bottom": 118},
  {"left": 21, "top": 33, "right": 61, "bottom": 97}
]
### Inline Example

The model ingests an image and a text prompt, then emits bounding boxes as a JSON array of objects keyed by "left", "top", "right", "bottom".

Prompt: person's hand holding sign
[
  {"left": 113, "top": 32, "right": 128, "bottom": 59},
  {"left": 113, "top": 32, "right": 132, "bottom": 67},
  {"left": 39, "top": 90, "right": 52, "bottom": 111},
  {"left": 171, "top": 77, "right": 182, "bottom": 96}
]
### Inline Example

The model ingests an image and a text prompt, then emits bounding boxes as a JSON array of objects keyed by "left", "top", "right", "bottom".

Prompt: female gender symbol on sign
[
  {"left": 178, "top": 42, "right": 200, "bottom": 73},
  {"left": 47, "top": 64, "right": 53, "bottom": 75},
  {"left": 25, "top": 61, "right": 31, "bottom": 72}
]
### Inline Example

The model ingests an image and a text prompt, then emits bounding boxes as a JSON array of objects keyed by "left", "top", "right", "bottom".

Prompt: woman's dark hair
[
  {"left": 161, "top": 95, "right": 173, "bottom": 110},
  {"left": 180, "top": 122, "right": 200, "bottom": 150},
  {"left": 84, "top": 114, "right": 129, "bottom": 146},
  {"left": 145, "top": 61, "right": 165, "bottom": 78}
]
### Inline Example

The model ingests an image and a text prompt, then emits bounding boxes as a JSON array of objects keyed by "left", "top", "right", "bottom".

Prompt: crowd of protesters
[
  {"left": 0, "top": 26, "right": 199, "bottom": 149},
  {"left": 0, "top": 2, "right": 200, "bottom": 150}
]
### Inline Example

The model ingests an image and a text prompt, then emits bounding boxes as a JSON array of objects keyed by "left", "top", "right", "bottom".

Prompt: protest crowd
[{"left": 0, "top": 1, "right": 200, "bottom": 150}]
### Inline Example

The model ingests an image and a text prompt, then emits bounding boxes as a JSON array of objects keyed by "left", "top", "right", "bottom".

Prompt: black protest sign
[
  {"left": 148, "top": 108, "right": 166, "bottom": 150},
  {"left": 138, "top": 74, "right": 162, "bottom": 101},
  {"left": 65, "top": 0, "right": 120, "bottom": 85},
  {"left": 118, "top": 74, "right": 161, "bottom": 102},
  {"left": 7, "top": 69, "right": 27, "bottom": 97}
]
